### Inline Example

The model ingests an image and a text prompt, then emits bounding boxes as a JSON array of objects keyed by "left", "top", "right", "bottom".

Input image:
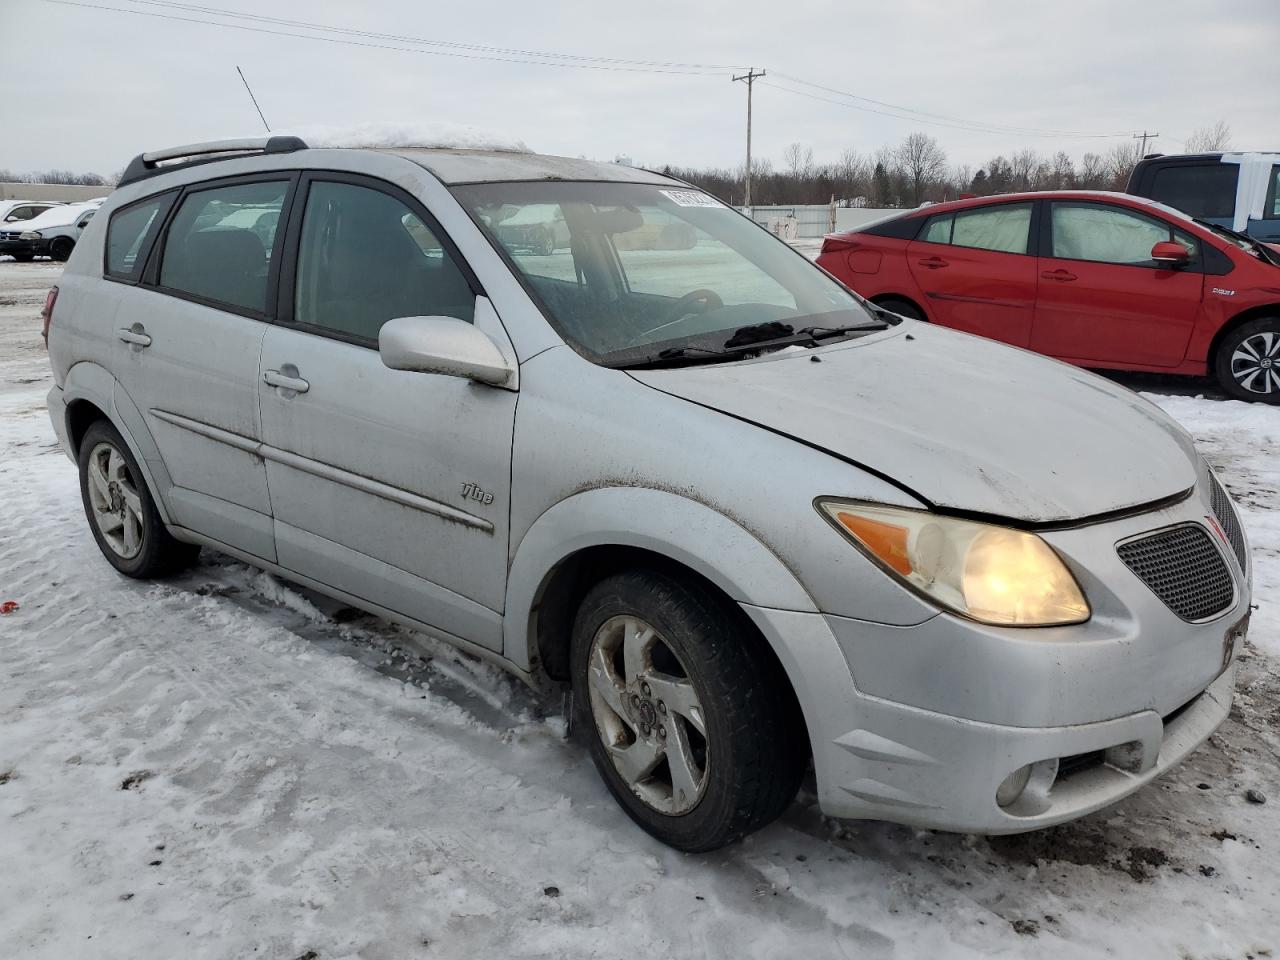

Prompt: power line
[
  {"left": 121, "top": 0, "right": 748, "bottom": 72},
  {"left": 39, "top": 0, "right": 1140, "bottom": 143},
  {"left": 770, "top": 71, "right": 1133, "bottom": 138},
  {"left": 761, "top": 79, "right": 1133, "bottom": 140},
  {"left": 39, "top": 0, "right": 741, "bottom": 76}
]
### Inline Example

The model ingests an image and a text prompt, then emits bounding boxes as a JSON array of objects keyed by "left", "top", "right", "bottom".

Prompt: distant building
[{"left": 614, "top": 154, "right": 636, "bottom": 167}]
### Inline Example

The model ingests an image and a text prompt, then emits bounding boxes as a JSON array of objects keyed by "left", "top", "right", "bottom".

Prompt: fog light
[{"left": 996, "top": 764, "right": 1033, "bottom": 808}]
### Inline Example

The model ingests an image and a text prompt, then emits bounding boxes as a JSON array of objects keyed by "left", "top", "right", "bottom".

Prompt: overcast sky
[{"left": 4, "top": 0, "right": 1277, "bottom": 179}]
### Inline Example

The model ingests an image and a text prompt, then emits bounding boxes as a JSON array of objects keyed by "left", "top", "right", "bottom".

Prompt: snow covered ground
[{"left": 1, "top": 259, "right": 1278, "bottom": 958}]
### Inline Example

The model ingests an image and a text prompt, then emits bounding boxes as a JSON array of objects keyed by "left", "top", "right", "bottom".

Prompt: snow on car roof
[
  {"left": 279, "top": 120, "right": 530, "bottom": 154},
  {"left": 15, "top": 201, "right": 101, "bottom": 231},
  {"left": 396, "top": 150, "right": 683, "bottom": 186}
]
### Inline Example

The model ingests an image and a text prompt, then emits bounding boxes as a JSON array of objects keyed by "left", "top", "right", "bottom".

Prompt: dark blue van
[{"left": 1127, "top": 152, "right": 1280, "bottom": 242}]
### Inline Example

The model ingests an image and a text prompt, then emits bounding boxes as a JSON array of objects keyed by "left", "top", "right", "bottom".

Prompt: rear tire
[
  {"left": 874, "top": 297, "right": 925, "bottom": 322},
  {"left": 49, "top": 237, "right": 74, "bottom": 262},
  {"left": 570, "top": 569, "right": 805, "bottom": 852},
  {"left": 1214, "top": 317, "right": 1280, "bottom": 404},
  {"left": 78, "top": 420, "right": 199, "bottom": 578}
]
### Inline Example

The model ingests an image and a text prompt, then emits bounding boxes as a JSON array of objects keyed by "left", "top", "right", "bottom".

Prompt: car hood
[{"left": 629, "top": 323, "right": 1198, "bottom": 523}]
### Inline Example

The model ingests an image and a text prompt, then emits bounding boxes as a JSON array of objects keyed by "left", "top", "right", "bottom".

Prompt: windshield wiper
[
  {"left": 1194, "top": 218, "right": 1280, "bottom": 265},
  {"left": 608, "top": 319, "right": 890, "bottom": 370}
]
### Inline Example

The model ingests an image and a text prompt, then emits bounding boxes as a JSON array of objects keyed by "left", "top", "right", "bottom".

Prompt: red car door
[
  {"left": 1032, "top": 201, "right": 1205, "bottom": 367},
  {"left": 906, "top": 201, "right": 1036, "bottom": 347}
]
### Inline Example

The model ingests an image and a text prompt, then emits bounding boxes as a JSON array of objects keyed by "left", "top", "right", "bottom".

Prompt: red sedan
[{"left": 817, "top": 191, "right": 1280, "bottom": 402}]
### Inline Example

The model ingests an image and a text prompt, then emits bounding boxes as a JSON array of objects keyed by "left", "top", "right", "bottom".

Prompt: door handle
[
  {"left": 917, "top": 257, "right": 949, "bottom": 269},
  {"left": 1041, "top": 269, "right": 1077, "bottom": 281},
  {"left": 263, "top": 369, "right": 310, "bottom": 394},
  {"left": 117, "top": 327, "right": 152, "bottom": 347}
]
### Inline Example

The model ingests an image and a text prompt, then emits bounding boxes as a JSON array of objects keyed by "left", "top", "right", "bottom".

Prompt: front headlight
[
  {"left": 817, "top": 500, "right": 1090, "bottom": 626},
  {"left": 18, "top": 231, "right": 41, "bottom": 241}
]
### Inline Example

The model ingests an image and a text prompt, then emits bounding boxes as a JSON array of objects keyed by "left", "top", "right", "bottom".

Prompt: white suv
[{"left": 42, "top": 134, "right": 1250, "bottom": 851}]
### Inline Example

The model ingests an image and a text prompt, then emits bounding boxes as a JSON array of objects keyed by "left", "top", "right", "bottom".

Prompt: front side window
[
  {"left": 456, "top": 181, "right": 875, "bottom": 364},
  {"left": 1148, "top": 163, "right": 1238, "bottom": 220},
  {"left": 294, "top": 180, "right": 474, "bottom": 342},
  {"left": 1267, "top": 165, "right": 1280, "bottom": 219},
  {"left": 159, "top": 180, "right": 288, "bottom": 314},
  {"left": 1051, "top": 203, "right": 1199, "bottom": 266},
  {"left": 5, "top": 205, "right": 38, "bottom": 222},
  {"left": 107, "top": 193, "right": 175, "bottom": 280}
]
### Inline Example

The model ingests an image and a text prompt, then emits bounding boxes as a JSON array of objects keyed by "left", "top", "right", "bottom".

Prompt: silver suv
[{"left": 43, "top": 136, "right": 1252, "bottom": 851}]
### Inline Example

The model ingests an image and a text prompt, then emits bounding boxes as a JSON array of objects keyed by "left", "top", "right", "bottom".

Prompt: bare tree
[
  {"left": 1105, "top": 141, "right": 1144, "bottom": 189},
  {"left": 1185, "top": 120, "right": 1232, "bottom": 153},
  {"left": 895, "top": 132, "right": 947, "bottom": 206},
  {"left": 1078, "top": 152, "right": 1106, "bottom": 189},
  {"left": 1009, "top": 149, "right": 1038, "bottom": 191},
  {"left": 782, "top": 142, "right": 815, "bottom": 182}
]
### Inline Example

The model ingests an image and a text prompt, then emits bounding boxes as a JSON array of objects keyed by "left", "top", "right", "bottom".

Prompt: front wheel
[
  {"left": 571, "top": 569, "right": 805, "bottom": 852},
  {"left": 49, "top": 237, "right": 74, "bottom": 262},
  {"left": 1215, "top": 317, "right": 1280, "bottom": 403},
  {"left": 78, "top": 420, "right": 200, "bottom": 578}
]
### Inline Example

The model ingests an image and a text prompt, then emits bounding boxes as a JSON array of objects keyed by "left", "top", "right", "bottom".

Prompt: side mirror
[
  {"left": 1151, "top": 240, "right": 1190, "bottom": 267},
  {"left": 379, "top": 315, "right": 514, "bottom": 386}
]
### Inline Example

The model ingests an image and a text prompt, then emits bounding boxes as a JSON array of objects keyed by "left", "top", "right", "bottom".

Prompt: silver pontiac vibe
[{"left": 44, "top": 136, "right": 1252, "bottom": 852}]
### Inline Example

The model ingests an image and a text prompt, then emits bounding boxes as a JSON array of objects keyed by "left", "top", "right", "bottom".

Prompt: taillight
[{"left": 40, "top": 286, "right": 58, "bottom": 347}]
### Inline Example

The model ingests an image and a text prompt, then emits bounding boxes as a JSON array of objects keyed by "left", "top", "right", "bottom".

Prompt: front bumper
[
  {"left": 0, "top": 238, "right": 39, "bottom": 257},
  {"left": 745, "top": 479, "right": 1250, "bottom": 833}
]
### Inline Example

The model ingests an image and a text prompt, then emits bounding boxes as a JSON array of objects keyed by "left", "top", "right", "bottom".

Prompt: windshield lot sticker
[{"left": 660, "top": 189, "right": 722, "bottom": 208}]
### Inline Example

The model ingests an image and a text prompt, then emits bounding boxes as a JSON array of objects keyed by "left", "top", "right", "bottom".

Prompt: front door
[
  {"left": 258, "top": 174, "right": 517, "bottom": 651},
  {"left": 905, "top": 201, "right": 1037, "bottom": 347},
  {"left": 112, "top": 176, "right": 292, "bottom": 561},
  {"left": 1032, "top": 201, "right": 1205, "bottom": 367}
]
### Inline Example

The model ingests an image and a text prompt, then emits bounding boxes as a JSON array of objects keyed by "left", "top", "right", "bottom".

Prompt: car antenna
[{"left": 236, "top": 65, "right": 271, "bottom": 133}]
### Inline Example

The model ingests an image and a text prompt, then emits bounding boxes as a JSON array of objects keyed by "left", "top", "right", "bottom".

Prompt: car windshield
[{"left": 453, "top": 181, "right": 878, "bottom": 365}]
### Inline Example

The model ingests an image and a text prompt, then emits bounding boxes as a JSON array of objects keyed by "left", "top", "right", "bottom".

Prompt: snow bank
[{"left": 279, "top": 120, "right": 529, "bottom": 154}]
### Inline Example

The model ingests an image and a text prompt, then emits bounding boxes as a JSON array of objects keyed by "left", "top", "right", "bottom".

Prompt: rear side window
[
  {"left": 917, "top": 204, "right": 1032, "bottom": 254},
  {"left": 1147, "top": 164, "right": 1238, "bottom": 219},
  {"left": 106, "top": 193, "right": 175, "bottom": 280},
  {"left": 293, "top": 180, "right": 474, "bottom": 342},
  {"left": 159, "top": 180, "right": 288, "bottom": 314}
]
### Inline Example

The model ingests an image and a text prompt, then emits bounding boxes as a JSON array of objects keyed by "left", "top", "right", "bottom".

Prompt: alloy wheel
[
  {"left": 86, "top": 441, "right": 145, "bottom": 559},
  {"left": 1230, "top": 331, "right": 1280, "bottom": 395},
  {"left": 586, "top": 614, "right": 709, "bottom": 814}
]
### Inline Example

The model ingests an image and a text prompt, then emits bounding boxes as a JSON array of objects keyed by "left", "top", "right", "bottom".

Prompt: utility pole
[
  {"left": 1133, "top": 130, "right": 1158, "bottom": 156},
  {"left": 733, "top": 68, "right": 765, "bottom": 208}
]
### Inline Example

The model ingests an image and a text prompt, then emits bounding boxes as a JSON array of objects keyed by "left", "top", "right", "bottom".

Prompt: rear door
[
  {"left": 905, "top": 201, "right": 1036, "bottom": 346},
  {"left": 1031, "top": 200, "right": 1205, "bottom": 367},
  {"left": 110, "top": 175, "right": 294, "bottom": 560},
  {"left": 257, "top": 173, "right": 517, "bottom": 650}
]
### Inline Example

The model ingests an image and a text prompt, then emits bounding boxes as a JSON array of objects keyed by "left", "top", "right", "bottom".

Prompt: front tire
[
  {"left": 78, "top": 420, "right": 199, "bottom": 578},
  {"left": 49, "top": 237, "right": 74, "bottom": 262},
  {"left": 571, "top": 569, "right": 805, "bottom": 852},
  {"left": 12, "top": 252, "right": 34, "bottom": 263},
  {"left": 1215, "top": 317, "right": 1280, "bottom": 403},
  {"left": 873, "top": 297, "right": 925, "bottom": 322}
]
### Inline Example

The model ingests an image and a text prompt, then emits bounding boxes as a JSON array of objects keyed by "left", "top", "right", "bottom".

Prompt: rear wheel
[
  {"left": 571, "top": 569, "right": 805, "bottom": 852},
  {"left": 1215, "top": 317, "right": 1280, "bottom": 404},
  {"left": 78, "top": 420, "right": 199, "bottom": 578},
  {"left": 49, "top": 237, "right": 74, "bottom": 262},
  {"left": 873, "top": 296, "right": 925, "bottom": 322}
]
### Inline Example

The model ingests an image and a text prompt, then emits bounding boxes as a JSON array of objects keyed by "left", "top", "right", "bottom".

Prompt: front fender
[
  {"left": 503, "top": 486, "right": 818, "bottom": 671},
  {"left": 61, "top": 361, "right": 175, "bottom": 526}
]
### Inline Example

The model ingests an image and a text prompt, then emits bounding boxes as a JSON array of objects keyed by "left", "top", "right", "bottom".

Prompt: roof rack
[{"left": 118, "top": 135, "right": 308, "bottom": 188}]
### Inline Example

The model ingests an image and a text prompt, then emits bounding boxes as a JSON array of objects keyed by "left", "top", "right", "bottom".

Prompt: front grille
[
  {"left": 0, "top": 231, "right": 24, "bottom": 241},
  {"left": 1117, "top": 523, "right": 1234, "bottom": 621},
  {"left": 1208, "top": 471, "right": 1248, "bottom": 570}
]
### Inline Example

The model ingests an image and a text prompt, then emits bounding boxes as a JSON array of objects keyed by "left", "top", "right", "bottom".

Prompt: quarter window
[
  {"left": 1051, "top": 203, "right": 1199, "bottom": 266},
  {"left": 1148, "top": 164, "right": 1238, "bottom": 220},
  {"left": 294, "top": 180, "right": 474, "bottom": 342},
  {"left": 159, "top": 180, "right": 288, "bottom": 314},
  {"left": 107, "top": 193, "right": 175, "bottom": 280}
]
